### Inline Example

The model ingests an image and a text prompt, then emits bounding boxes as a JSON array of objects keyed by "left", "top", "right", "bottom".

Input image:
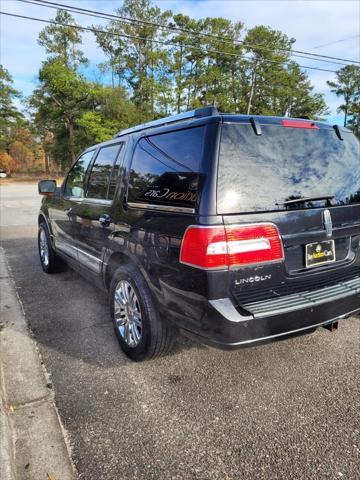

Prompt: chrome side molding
[{"left": 127, "top": 202, "right": 195, "bottom": 214}]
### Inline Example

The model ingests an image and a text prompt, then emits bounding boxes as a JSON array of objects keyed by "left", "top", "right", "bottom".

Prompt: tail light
[{"left": 180, "top": 224, "right": 284, "bottom": 269}]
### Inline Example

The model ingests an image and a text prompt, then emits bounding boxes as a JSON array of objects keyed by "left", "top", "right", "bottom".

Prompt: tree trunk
[
  {"left": 247, "top": 61, "right": 258, "bottom": 115},
  {"left": 231, "top": 68, "right": 237, "bottom": 112},
  {"left": 187, "top": 63, "right": 194, "bottom": 110},
  {"left": 151, "top": 54, "right": 155, "bottom": 116},
  {"left": 45, "top": 154, "right": 50, "bottom": 174},
  {"left": 177, "top": 47, "right": 183, "bottom": 114},
  {"left": 67, "top": 119, "right": 76, "bottom": 165}
]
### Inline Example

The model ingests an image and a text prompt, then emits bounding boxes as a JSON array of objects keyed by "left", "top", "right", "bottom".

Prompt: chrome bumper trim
[{"left": 243, "top": 276, "right": 360, "bottom": 318}]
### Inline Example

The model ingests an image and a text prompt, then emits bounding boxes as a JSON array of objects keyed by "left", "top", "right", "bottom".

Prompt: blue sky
[{"left": 1, "top": 0, "right": 359, "bottom": 124}]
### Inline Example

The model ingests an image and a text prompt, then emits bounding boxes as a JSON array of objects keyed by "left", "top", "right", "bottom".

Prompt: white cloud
[{"left": 1, "top": 0, "right": 359, "bottom": 121}]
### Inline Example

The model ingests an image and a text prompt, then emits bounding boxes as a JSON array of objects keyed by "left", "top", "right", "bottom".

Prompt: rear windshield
[{"left": 217, "top": 123, "right": 360, "bottom": 214}]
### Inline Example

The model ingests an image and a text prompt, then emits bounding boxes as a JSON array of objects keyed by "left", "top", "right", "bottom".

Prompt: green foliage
[
  {"left": 91, "top": 2, "right": 330, "bottom": 122},
  {"left": 92, "top": 86, "right": 138, "bottom": 128},
  {"left": 327, "top": 65, "right": 360, "bottom": 135},
  {"left": 94, "top": 0, "right": 172, "bottom": 119},
  {"left": 241, "top": 26, "right": 329, "bottom": 118},
  {"left": 75, "top": 86, "right": 137, "bottom": 145},
  {"left": 0, "top": 65, "right": 25, "bottom": 150},
  {"left": 347, "top": 101, "right": 360, "bottom": 138},
  {"left": 29, "top": 61, "right": 137, "bottom": 169},
  {"left": 38, "top": 9, "right": 88, "bottom": 69},
  {"left": 76, "top": 111, "right": 117, "bottom": 144},
  {"left": 169, "top": 15, "right": 245, "bottom": 112},
  {"left": 30, "top": 59, "right": 94, "bottom": 166},
  {"left": 9, "top": 1, "right": 357, "bottom": 174}
]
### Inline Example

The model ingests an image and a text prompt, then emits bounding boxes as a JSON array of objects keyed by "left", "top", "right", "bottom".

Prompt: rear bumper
[{"left": 181, "top": 277, "right": 360, "bottom": 349}]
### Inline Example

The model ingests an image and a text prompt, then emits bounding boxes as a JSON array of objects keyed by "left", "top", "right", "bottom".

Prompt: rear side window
[
  {"left": 218, "top": 123, "right": 360, "bottom": 213},
  {"left": 86, "top": 143, "right": 123, "bottom": 200},
  {"left": 128, "top": 127, "right": 205, "bottom": 209}
]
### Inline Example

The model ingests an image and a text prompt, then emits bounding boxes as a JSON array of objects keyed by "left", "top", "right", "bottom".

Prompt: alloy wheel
[
  {"left": 114, "top": 280, "right": 143, "bottom": 348},
  {"left": 39, "top": 228, "right": 49, "bottom": 267}
]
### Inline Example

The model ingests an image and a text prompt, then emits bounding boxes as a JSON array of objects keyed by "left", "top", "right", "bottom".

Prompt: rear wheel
[
  {"left": 110, "top": 264, "right": 176, "bottom": 361},
  {"left": 38, "top": 222, "right": 61, "bottom": 273}
]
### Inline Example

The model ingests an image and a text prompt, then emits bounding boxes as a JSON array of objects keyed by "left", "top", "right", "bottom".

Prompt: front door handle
[{"left": 99, "top": 214, "right": 111, "bottom": 227}]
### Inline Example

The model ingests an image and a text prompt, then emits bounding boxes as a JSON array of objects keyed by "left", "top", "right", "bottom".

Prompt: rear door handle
[{"left": 99, "top": 214, "right": 112, "bottom": 227}]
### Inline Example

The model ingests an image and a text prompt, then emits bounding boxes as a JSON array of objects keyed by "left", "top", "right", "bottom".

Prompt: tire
[
  {"left": 110, "top": 264, "right": 176, "bottom": 361},
  {"left": 38, "top": 222, "right": 61, "bottom": 273}
]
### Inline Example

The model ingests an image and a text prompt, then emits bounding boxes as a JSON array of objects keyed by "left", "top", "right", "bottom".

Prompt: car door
[
  {"left": 48, "top": 149, "right": 96, "bottom": 261},
  {"left": 71, "top": 141, "right": 125, "bottom": 276}
]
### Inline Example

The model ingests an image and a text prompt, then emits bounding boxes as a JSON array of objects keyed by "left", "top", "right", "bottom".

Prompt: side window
[
  {"left": 64, "top": 150, "right": 95, "bottom": 198},
  {"left": 86, "top": 144, "right": 123, "bottom": 200},
  {"left": 107, "top": 147, "right": 124, "bottom": 199},
  {"left": 128, "top": 127, "right": 205, "bottom": 209}
]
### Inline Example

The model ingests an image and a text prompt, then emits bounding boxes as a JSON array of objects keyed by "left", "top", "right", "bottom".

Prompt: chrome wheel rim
[
  {"left": 114, "top": 280, "right": 142, "bottom": 348},
  {"left": 39, "top": 229, "right": 49, "bottom": 267}
]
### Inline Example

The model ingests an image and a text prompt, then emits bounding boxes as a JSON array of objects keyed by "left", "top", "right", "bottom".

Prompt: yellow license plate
[{"left": 305, "top": 240, "right": 336, "bottom": 268}]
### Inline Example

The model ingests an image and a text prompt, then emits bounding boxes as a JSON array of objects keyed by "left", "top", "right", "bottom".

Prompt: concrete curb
[{"left": 0, "top": 247, "right": 76, "bottom": 480}]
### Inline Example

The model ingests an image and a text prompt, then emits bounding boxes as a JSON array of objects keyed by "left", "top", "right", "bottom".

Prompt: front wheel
[
  {"left": 38, "top": 222, "right": 61, "bottom": 273},
  {"left": 110, "top": 264, "right": 176, "bottom": 361}
]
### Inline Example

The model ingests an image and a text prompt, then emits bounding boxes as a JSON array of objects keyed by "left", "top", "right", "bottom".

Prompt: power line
[
  {"left": 0, "top": 11, "right": 340, "bottom": 74},
  {"left": 18, "top": 0, "right": 360, "bottom": 66},
  {"left": 30, "top": 0, "right": 360, "bottom": 64},
  {"left": 311, "top": 35, "right": 360, "bottom": 50},
  {"left": 22, "top": 0, "right": 359, "bottom": 66}
]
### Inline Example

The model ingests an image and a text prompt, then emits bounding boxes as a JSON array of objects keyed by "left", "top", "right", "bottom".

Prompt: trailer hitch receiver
[{"left": 323, "top": 321, "right": 339, "bottom": 332}]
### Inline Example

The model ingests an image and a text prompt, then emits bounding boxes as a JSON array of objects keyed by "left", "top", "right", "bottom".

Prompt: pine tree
[
  {"left": 0, "top": 65, "right": 24, "bottom": 151},
  {"left": 327, "top": 65, "right": 360, "bottom": 130},
  {"left": 38, "top": 9, "right": 88, "bottom": 69}
]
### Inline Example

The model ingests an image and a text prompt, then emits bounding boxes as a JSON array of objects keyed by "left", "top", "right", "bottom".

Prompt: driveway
[{"left": 1, "top": 182, "right": 359, "bottom": 480}]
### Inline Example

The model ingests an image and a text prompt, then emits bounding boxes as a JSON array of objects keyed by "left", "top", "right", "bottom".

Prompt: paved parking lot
[{"left": 1, "top": 182, "right": 359, "bottom": 480}]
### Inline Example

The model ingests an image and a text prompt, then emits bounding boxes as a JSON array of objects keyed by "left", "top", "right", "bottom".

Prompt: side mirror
[{"left": 38, "top": 179, "right": 57, "bottom": 195}]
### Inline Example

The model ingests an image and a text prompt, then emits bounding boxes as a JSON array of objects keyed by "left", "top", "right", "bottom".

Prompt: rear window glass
[
  {"left": 128, "top": 127, "right": 205, "bottom": 209},
  {"left": 218, "top": 123, "right": 360, "bottom": 213}
]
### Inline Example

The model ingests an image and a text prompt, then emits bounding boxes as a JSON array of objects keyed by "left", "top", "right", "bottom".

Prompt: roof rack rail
[{"left": 114, "top": 106, "right": 219, "bottom": 138}]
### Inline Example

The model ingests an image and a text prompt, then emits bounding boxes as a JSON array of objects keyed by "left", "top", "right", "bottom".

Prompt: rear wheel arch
[
  {"left": 105, "top": 250, "right": 164, "bottom": 319},
  {"left": 105, "top": 251, "right": 136, "bottom": 290},
  {"left": 109, "top": 262, "right": 176, "bottom": 360}
]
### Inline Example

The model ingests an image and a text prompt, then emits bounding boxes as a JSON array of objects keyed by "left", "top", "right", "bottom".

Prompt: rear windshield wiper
[{"left": 282, "top": 195, "right": 334, "bottom": 206}]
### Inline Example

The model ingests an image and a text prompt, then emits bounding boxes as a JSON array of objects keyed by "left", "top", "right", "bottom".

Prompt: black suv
[{"left": 38, "top": 107, "right": 360, "bottom": 361}]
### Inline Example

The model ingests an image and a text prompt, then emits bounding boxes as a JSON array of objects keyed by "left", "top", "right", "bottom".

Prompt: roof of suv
[
  {"left": 83, "top": 106, "right": 351, "bottom": 153},
  {"left": 115, "top": 106, "right": 351, "bottom": 137}
]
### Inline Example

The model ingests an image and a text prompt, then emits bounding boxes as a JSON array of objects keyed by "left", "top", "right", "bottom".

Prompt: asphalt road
[{"left": 1, "top": 182, "right": 359, "bottom": 480}]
